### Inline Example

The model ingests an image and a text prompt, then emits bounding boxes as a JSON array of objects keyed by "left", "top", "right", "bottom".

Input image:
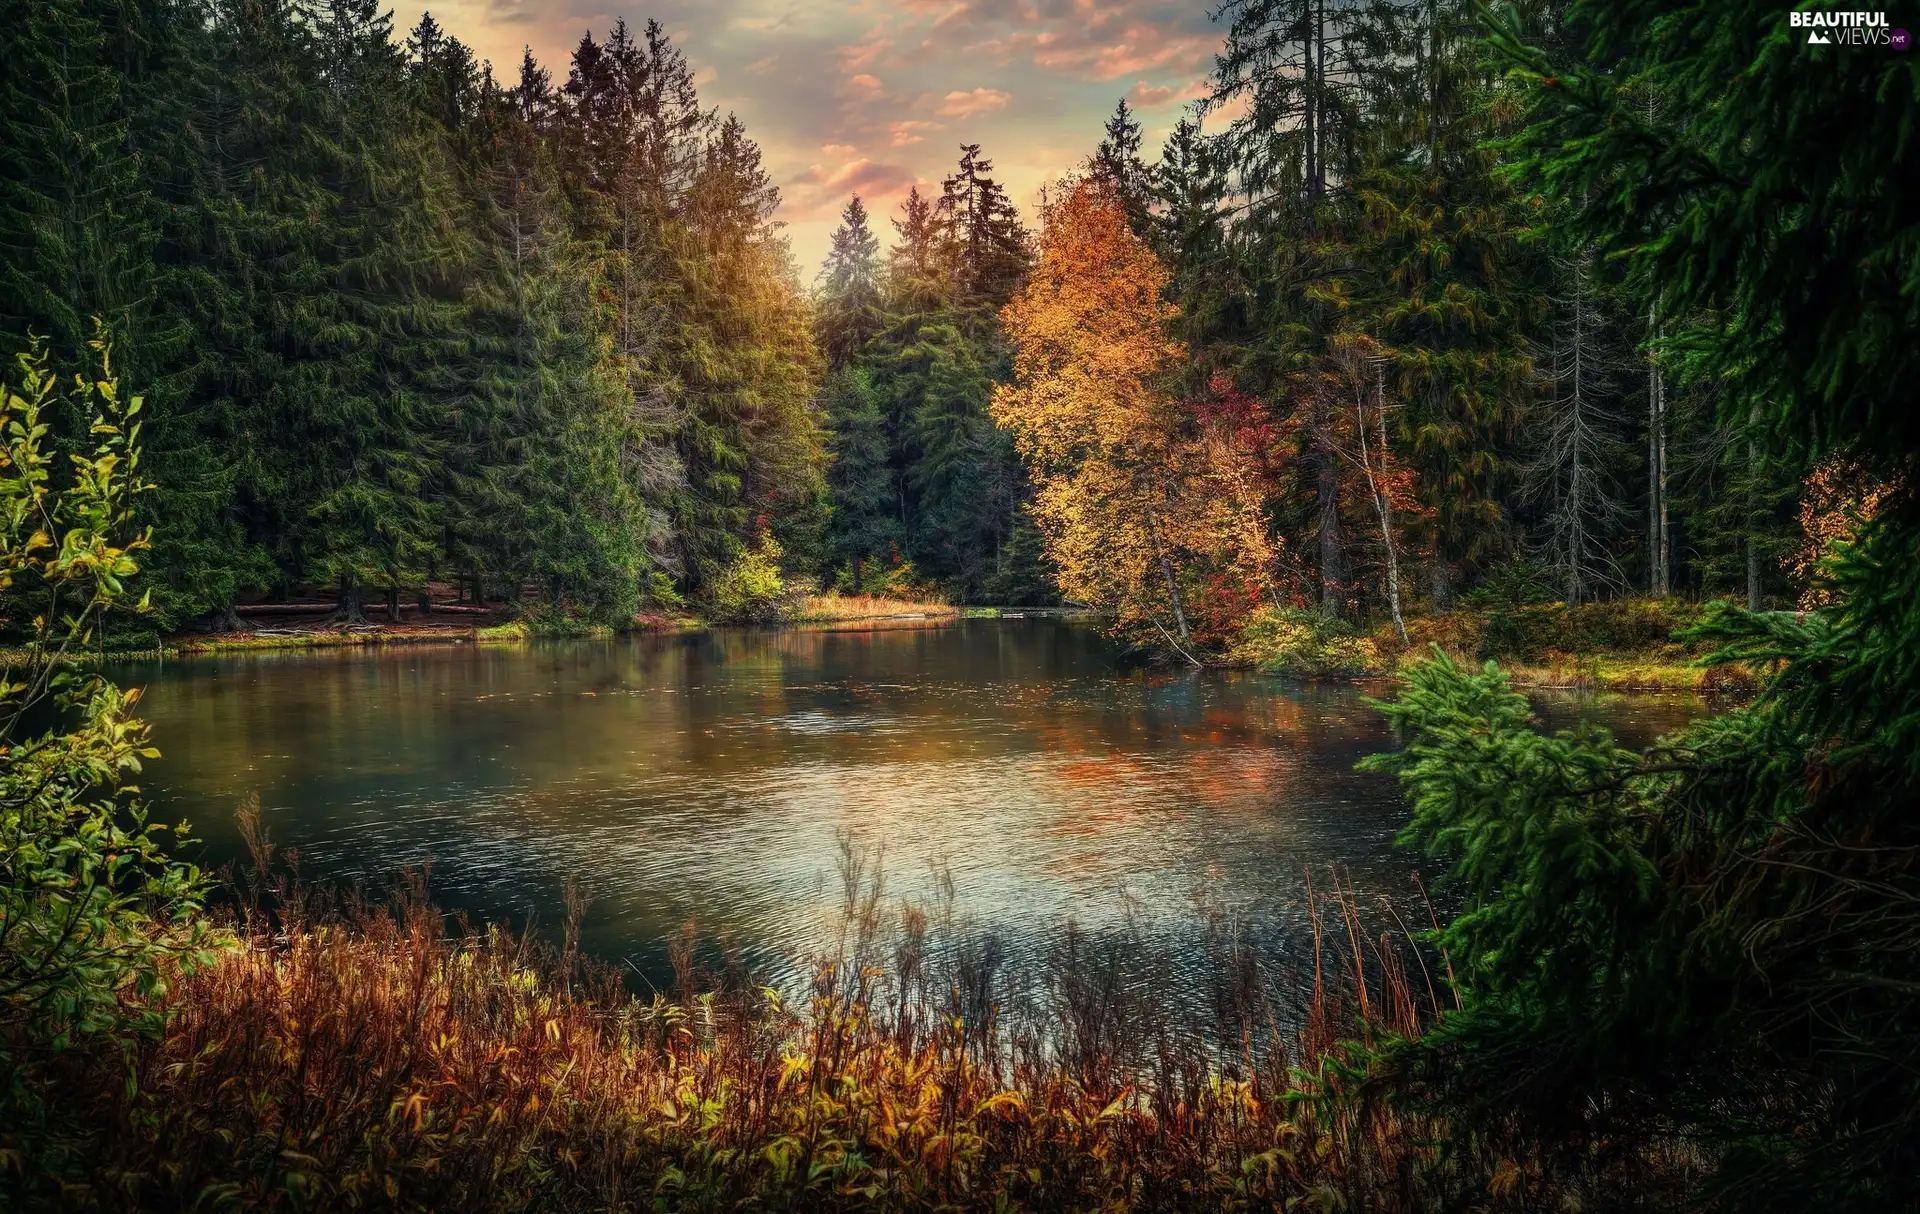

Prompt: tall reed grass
[
  {"left": 5, "top": 821, "right": 1564, "bottom": 1211},
  {"left": 790, "top": 593, "right": 959, "bottom": 623}
]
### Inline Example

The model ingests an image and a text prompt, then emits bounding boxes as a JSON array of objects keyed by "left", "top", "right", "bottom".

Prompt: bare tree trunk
[
  {"left": 1747, "top": 403, "right": 1763, "bottom": 611},
  {"left": 1304, "top": 0, "right": 1319, "bottom": 224},
  {"left": 1314, "top": 396, "right": 1347, "bottom": 618},
  {"left": 1358, "top": 363, "right": 1408, "bottom": 643},
  {"left": 1142, "top": 503, "right": 1190, "bottom": 641},
  {"left": 1648, "top": 305, "right": 1669, "bottom": 597}
]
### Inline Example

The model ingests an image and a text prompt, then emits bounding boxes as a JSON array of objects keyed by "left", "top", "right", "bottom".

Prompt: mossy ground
[{"left": 1227, "top": 598, "right": 1766, "bottom": 694}]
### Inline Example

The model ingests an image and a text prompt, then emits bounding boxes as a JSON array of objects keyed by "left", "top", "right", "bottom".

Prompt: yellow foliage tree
[
  {"left": 992, "top": 178, "right": 1275, "bottom": 648},
  {"left": 1789, "top": 456, "right": 1901, "bottom": 609}
]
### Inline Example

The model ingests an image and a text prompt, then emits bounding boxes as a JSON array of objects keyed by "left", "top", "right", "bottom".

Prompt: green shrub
[
  {"left": 1459, "top": 558, "right": 1557, "bottom": 609},
  {"left": 0, "top": 335, "right": 217, "bottom": 1063},
  {"left": 1477, "top": 610, "right": 1533, "bottom": 660},
  {"left": 1230, "top": 606, "right": 1382, "bottom": 677},
  {"left": 647, "top": 569, "right": 686, "bottom": 613},
  {"left": 708, "top": 533, "right": 789, "bottom": 624}
]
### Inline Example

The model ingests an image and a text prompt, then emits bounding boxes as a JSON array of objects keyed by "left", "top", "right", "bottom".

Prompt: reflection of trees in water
[{"left": 119, "top": 621, "right": 1714, "bottom": 998}]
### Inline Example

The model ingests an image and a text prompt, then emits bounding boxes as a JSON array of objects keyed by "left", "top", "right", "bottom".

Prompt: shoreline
[{"left": 14, "top": 604, "right": 1748, "bottom": 696}]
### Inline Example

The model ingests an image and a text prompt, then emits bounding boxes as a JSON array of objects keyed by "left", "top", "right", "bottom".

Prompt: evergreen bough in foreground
[{"left": 1355, "top": 2, "right": 1920, "bottom": 1205}]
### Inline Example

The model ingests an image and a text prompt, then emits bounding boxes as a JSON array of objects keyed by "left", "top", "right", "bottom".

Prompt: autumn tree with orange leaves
[{"left": 993, "top": 178, "right": 1277, "bottom": 652}]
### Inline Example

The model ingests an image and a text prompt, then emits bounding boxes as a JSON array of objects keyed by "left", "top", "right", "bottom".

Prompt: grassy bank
[
  {"left": 788, "top": 592, "right": 960, "bottom": 623},
  {"left": 6, "top": 846, "right": 1657, "bottom": 1212},
  {"left": 1226, "top": 597, "right": 1763, "bottom": 694},
  {"left": 129, "top": 593, "right": 951, "bottom": 658}
]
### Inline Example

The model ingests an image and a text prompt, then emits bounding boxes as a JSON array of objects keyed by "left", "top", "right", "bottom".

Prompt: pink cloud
[
  {"left": 1128, "top": 78, "right": 1209, "bottom": 108},
  {"left": 938, "top": 87, "right": 1012, "bottom": 117},
  {"left": 839, "top": 33, "right": 894, "bottom": 71},
  {"left": 784, "top": 158, "right": 920, "bottom": 221},
  {"left": 890, "top": 120, "right": 941, "bottom": 146}
]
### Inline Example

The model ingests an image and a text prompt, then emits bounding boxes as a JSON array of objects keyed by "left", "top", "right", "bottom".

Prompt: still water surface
[{"left": 121, "top": 619, "right": 1706, "bottom": 989}]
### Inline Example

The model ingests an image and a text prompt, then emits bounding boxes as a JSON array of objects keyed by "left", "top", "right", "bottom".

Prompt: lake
[{"left": 121, "top": 618, "right": 1708, "bottom": 995}]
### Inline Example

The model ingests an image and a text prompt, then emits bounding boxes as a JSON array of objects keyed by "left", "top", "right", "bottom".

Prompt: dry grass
[
  {"left": 2, "top": 824, "right": 1547, "bottom": 1212},
  {"left": 790, "top": 593, "right": 959, "bottom": 624}
]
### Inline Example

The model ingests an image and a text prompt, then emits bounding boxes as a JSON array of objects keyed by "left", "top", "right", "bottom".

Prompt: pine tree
[
  {"left": 937, "top": 145, "right": 1029, "bottom": 314},
  {"left": 454, "top": 50, "right": 647, "bottom": 620},
  {"left": 284, "top": 0, "right": 469, "bottom": 621},
  {"left": 1148, "top": 117, "right": 1236, "bottom": 375},
  {"left": 887, "top": 186, "right": 948, "bottom": 315},
  {"left": 1092, "top": 98, "right": 1151, "bottom": 235},
  {"left": 1523, "top": 242, "right": 1633, "bottom": 604},
  {"left": 0, "top": 0, "right": 158, "bottom": 374},
  {"left": 819, "top": 367, "right": 898, "bottom": 586},
  {"left": 1368, "top": 2, "right": 1920, "bottom": 1201},
  {"left": 1354, "top": 0, "right": 1532, "bottom": 607},
  {"left": 815, "top": 194, "right": 884, "bottom": 371},
  {"left": 1208, "top": 0, "right": 1399, "bottom": 227}
]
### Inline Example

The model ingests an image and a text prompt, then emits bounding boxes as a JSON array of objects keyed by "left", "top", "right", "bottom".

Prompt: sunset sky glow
[{"left": 389, "top": 0, "right": 1233, "bottom": 276}]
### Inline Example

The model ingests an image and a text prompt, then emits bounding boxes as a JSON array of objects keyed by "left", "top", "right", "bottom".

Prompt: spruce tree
[
  {"left": 815, "top": 194, "right": 884, "bottom": 371},
  {"left": 1354, "top": 0, "right": 1533, "bottom": 606},
  {"left": 937, "top": 145, "right": 1029, "bottom": 315},
  {"left": 819, "top": 367, "right": 898, "bottom": 586},
  {"left": 285, "top": 0, "right": 469, "bottom": 621},
  {"left": 1092, "top": 98, "right": 1151, "bottom": 235}
]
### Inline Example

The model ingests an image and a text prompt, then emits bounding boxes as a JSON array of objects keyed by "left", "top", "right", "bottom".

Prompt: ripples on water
[{"left": 120, "top": 619, "right": 1710, "bottom": 996}]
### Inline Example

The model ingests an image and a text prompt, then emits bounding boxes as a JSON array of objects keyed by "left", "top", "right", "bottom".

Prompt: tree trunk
[
  {"left": 210, "top": 602, "right": 250, "bottom": 633},
  {"left": 1359, "top": 364, "right": 1408, "bottom": 644},
  {"left": 1313, "top": 447, "right": 1344, "bottom": 622},
  {"left": 418, "top": 590, "right": 433, "bottom": 616},
  {"left": 1430, "top": 550, "right": 1454, "bottom": 613},
  {"left": 1648, "top": 305, "right": 1668, "bottom": 597},
  {"left": 1142, "top": 503, "right": 1190, "bottom": 641},
  {"left": 1747, "top": 404, "right": 1763, "bottom": 611},
  {"left": 386, "top": 585, "right": 400, "bottom": 623},
  {"left": 335, "top": 576, "right": 367, "bottom": 625}
]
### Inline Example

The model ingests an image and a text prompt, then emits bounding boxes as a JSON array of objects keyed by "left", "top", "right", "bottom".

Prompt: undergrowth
[{"left": 0, "top": 821, "right": 1613, "bottom": 1212}]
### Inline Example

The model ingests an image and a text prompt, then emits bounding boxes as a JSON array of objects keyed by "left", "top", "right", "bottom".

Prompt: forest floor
[{"left": 1226, "top": 597, "right": 1766, "bottom": 695}]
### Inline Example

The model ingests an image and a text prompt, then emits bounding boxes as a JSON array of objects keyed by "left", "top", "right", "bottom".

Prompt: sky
[{"left": 388, "top": 0, "right": 1236, "bottom": 278}]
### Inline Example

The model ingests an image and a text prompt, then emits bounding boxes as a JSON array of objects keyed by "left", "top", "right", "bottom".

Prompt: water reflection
[{"left": 119, "top": 620, "right": 1710, "bottom": 989}]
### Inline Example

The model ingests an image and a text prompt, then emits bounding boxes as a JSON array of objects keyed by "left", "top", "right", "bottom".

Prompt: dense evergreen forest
[
  {"left": 2, "top": 0, "right": 824, "bottom": 630},
  {"left": 1, "top": 0, "right": 1820, "bottom": 642}
]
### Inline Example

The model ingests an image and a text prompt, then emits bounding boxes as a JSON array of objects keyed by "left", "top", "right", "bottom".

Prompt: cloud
[
  {"left": 890, "top": 120, "right": 941, "bottom": 146},
  {"left": 390, "top": 0, "right": 1230, "bottom": 271},
  {"left": 1127, "top": 78, "right": 1209, "bottom": 108},
  {"left": 784, "top": 157, "right": 920, "bottom": 221},
  {"left": 839, "top": 33, "right": 893, "bottom": 71},
  {"left": 938, "top": 87, "right": 1012, "bottom": 117}
]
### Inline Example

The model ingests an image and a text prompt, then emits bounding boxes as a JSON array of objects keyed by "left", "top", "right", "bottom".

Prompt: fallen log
[{"left": 231, "top": 602, "right": 337, "bottom": 615}]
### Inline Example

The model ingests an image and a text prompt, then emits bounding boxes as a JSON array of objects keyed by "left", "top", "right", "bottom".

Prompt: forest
[
  {"left": 1, "top": 0, "right": 1826, "bottom": 645},
  {"left": 5, "top": 0, "right": 1919, "bottom": 1208}
]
